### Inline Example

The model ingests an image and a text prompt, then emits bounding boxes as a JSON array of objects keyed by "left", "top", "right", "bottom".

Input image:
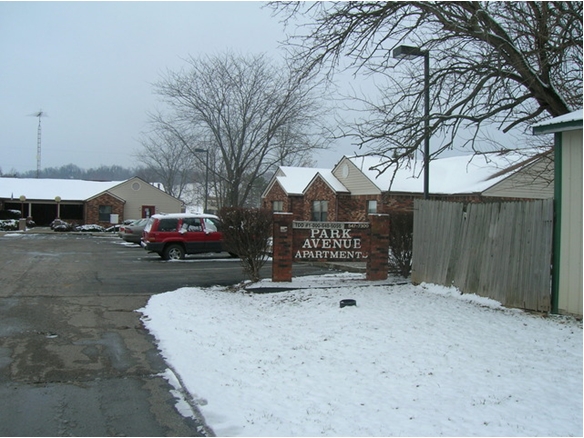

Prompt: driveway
[{"left": 0, "top": 231, "right": 329, "bottom": 436}]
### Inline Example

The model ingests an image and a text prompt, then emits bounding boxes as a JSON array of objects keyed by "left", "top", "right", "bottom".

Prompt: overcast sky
[{"left": 0, "top": 1, "right": 358, "bottom": 174}]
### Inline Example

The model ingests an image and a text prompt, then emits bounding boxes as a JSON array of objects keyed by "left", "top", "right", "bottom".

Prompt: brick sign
[
  {"left": 293, "top": 221, "right": 370, "bottom": 261},
  {"left": 272, "top": 213, "right": 390, "bottom": 282}
]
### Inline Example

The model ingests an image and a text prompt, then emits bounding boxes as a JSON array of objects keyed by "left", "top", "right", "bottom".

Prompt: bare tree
[
  {"left": 271, "top": 2, "right": 583, "bottom": 174},
  {"left": 135, "top": 116, "right": 198, "bottom": 200},
  {"left": 152, "top": 52, "right": 329, "bottom": 208}
]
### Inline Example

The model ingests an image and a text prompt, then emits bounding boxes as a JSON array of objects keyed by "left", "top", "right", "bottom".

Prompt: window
[
  {"left": 158, "top": 218, "right": 179, "bottom": 232},
  {"left": 182, "top": 217, "right": 202, "bottom": 232},
  {"left": 311, "top": 200, "right": 328, "bottom": 222},
  {"left": 272, "top": 200, "right": 284, "bottom": 212},
  {"left": 204, "top": 217, "right": 220, "bottom": 232},
  {"left": 367, "top": 200, "right": 378, "bottom": 214},
  {"left": 98, "top": 205, "right": 112, "bottom": 222}
]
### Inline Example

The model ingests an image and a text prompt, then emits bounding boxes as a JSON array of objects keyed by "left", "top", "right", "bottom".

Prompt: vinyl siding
[
  {"left": 483, "top": 156, "right": 554, "bottom": 199},
  {"left": 558, "top": 130, "right": 583, "bottom": 316},
  {"left": 109, "top": 178, "right": 182, "bottom": 219},
  {"left": 332, "top": 158, "right": 381, "bottom": 195}
]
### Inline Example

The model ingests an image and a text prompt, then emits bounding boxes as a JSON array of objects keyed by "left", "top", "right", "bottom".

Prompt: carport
[
  {"left": 0, "top": 178, "right": 121, "bottom": 226},
  {"left": 3, "top": 200, "right": 84, "bottom": 226}
]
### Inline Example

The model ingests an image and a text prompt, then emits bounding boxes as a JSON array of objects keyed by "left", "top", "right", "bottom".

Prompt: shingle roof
[
  {"left": 275, "top": 167, "right": 348, "bottom": 195},
  {"left": 0, "top": 177, "right": 122, "bottom": 201},
  {"left": 346, "top": 150, "right": 544, "bottom": 194}
]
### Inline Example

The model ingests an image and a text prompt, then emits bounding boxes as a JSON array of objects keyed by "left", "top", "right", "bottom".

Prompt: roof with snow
[
  {"left": 532, "top": 109, "right": 583, "bottom": 135},
  {"left": 270, "top": 166, "right": 348, "bottom": 195},
  {"left": 346, "top": 151, "right": 542, "bottom": 195},
  {"left": 0, "top": 177, "right": 123, "bottom": 201}
]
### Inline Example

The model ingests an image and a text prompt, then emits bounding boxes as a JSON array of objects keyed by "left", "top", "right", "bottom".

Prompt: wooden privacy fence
[{"left": 412, "top": 199, "right": 554, "bottom": 312}]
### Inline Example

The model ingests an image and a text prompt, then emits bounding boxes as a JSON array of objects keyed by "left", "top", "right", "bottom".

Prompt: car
[
  {"left": 141, "top": 213, "right": 229, "bottom": 260},
  {"left": 118, "top": 219, "right": 139, "bottom": 238},
  {"left": 120, "top": 218, "right": 149, "bottom": 244}
]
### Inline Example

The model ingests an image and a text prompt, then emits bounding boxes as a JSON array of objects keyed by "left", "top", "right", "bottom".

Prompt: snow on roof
[
  {"left": 0, "top": 177, "right": 123, "bottom": 201},
  {"left": 347, "top": 151, "right": 540, "bottom": 194},
  {"left": 532, "top": 109, "right": 583, "bottom": 128},
  {"left": 275, "top": 167, "right": 348, "bottom": 195}
]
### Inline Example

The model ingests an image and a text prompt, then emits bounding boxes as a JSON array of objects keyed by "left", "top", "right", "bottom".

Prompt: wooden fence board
[{"left": 412, "top": 199, "right": 553, "bottom": 312}]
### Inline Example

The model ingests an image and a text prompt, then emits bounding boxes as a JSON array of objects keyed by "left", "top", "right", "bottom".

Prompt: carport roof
[{"left": 0, "top": 177, "right": 122, "bottom": 202}]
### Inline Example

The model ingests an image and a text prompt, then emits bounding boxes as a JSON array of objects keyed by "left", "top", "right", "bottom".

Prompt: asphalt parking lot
[{"left": 0, "top": 230, "right": 330, "bottom": 436}]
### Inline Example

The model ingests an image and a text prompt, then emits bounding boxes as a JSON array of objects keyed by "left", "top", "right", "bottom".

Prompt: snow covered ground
[{"left": 140, "top": 272, "right": 582, "bottom": 437}]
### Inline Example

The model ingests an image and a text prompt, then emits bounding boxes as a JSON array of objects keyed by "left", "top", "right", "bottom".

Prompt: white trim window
[
  {"left": 367, "top": 200, "right": 378, "bottom": 214},
  {"left": 272, "top": 200, "right": 284, "bottom": 212},
  {"left": 311, "top": 200, "right": 328, "bottom": 222}
]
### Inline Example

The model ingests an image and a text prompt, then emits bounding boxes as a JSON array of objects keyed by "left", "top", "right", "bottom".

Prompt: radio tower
[{"left": 30, "top": 110, "right": 47, "bottom": 178}]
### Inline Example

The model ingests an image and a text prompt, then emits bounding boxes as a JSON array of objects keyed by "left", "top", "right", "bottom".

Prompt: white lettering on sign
[
  {"left": 295, "top": 226, "right": 368, "bottom": 260},
  {"left": 293, "top": 221, "right": 370, "bottom": 230}
]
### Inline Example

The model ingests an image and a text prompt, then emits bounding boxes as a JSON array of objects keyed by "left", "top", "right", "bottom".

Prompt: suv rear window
[{"left": 157, "top": 218, "right": 179, "bottom": 232}]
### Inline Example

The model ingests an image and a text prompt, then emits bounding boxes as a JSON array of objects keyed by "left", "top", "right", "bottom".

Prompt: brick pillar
[
  {"left": 272, "top": 213, "right": 293, "bottom": 282},
  {"left": 366, "top": 214, "right": 390, "bottom": 281}
]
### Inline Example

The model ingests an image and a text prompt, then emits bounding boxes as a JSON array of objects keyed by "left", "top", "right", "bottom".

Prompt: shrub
[
  {"left": 388, "top": 211, "right": 413, "bottom": 278},
  {"left": 0, "top": 219, "right": 18, "bottom": 231},
  {"left": 74, "top": 224, "right": 105, "bottom": 232},
  {"left": 0, "top": 210, "right": 22, "bottom": 220},
  {"left": 218, "top": 207, "right": 273, "bottom": 283},
  {"left": 51, "top": 219, "right": 73, "bottom": 232}
]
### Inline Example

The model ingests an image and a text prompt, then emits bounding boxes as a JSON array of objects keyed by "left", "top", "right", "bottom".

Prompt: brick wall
[
  {"left": 262, "top": 182, "right": 289, "bottom": 211},
  {"left": 302, "top": 176, "right": 339, "bottom": 221},
  {"left": 84, "top": 193, "right": 125, "bottom": 226},
  {"left": 263, "top": 178, "right": 528, "bottom": 224}
]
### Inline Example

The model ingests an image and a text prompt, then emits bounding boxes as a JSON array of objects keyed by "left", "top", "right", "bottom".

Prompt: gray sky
[{"left": 0, "top": 1, "right": 354, "bottom": 174}]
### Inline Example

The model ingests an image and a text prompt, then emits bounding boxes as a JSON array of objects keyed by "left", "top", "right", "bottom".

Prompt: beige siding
[
  {"left": 109, "top": 178, "right": 182, "bottom": 219},
  {"left": 332, "top": 158, "right": 381, "bottom": 195},
  {"left": 558, "top": 130, "right": 583, "bottom": 316},
  {"left": 483, "top": 156, "right": 554, "bottom": 199}
]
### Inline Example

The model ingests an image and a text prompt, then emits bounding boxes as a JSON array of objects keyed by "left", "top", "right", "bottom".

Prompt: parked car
[
  {"left": 141, "top": 213, "right": 228, "bottom": 260},
  {"left": 118, "top": 219, "right": 138, "bottom": 238},
  {"left": 120, "top": 218, "right": 149, "bottom": 244}
]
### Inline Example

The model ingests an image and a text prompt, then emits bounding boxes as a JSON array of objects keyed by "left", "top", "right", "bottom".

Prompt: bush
[
  {"left": 388, "top": 211, "right": 413, "bottom": 278},
  {"left": 74, "top": 224, "right": 105, "bottom": 232},
  {"left": 0, "top": 210, "right": 22, "bottom": 220},
  {"left": 0, "top": 219, "right": 18, "bottom": 231},
  {"left": 51, "top": 219, "right": 73, "bottom": 232},
  {"left": 218, "top": 207, "right": 273, "bottom": 283}
]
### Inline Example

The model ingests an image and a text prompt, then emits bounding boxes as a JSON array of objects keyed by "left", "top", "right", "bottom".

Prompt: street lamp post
[
  {"left": 19, "top": 195, "right": 26, "bottom": 218},
  {"left": 55, "top": 196, "right": 61, "bottom": 219},
  {"left": 194, "top": 148, "right": 209, "bottom": 213},
  {"left": 393, "top": 45, "right": 431, "bottom": 200}
]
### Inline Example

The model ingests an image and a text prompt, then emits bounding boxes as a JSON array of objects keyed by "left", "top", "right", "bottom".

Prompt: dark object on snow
[
  {"left": 0, "top": 219, "right": 18, "bottom": 231},
  {"left": 74, "top": 224, "right": 106, "bottom": 232},
  {"left": 340, "top": 299, "right": 357, "bottom": 308},
  {"left": 51, "top": 219, "right": 73, "bottom": 232},
  {"left": 0, "top": 210, "right": 22, "bottom": 220}
]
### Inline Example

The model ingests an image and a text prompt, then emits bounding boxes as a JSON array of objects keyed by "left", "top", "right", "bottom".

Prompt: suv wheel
[{"left": 163, "top": 244, "right": 185, "bottom": 261}]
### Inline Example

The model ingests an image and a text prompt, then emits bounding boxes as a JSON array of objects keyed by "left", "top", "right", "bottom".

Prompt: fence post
[
  {"left": 367, "top": 214, "right": 390, "bottom": 281},
  {"left": 272, "top": 213, "right": 293, "bottom": 282}
]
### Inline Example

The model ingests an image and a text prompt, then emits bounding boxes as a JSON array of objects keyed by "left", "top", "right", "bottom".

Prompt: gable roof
[
  {"left": 0, "top": 176, "right": 177, "bottom": 203},
  {"left": 263, "top": 166, "right": 348, "bottom": 197},
  {"left": 303, "top": 170, "right": 350, "bottom": 195},
  {"left": 0, "top": 177, "right": 122, "bottom": 201},
  {"left": 341, "top": 150, "right": 545, "bottom": 195}
]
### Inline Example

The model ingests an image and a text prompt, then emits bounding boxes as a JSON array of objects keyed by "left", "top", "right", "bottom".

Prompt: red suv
[{"left": 141, "top": 213, "right": 226, "bottom": 260}]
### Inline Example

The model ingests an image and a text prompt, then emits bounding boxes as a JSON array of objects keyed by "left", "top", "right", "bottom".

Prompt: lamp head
[{"left": 393, "top": 45, "right": 426, "bottom": 60}]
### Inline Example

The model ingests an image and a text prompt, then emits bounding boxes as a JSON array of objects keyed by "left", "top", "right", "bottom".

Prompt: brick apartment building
[{"left": 262, "top": 151, "right": 554, "bottom": 221}]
